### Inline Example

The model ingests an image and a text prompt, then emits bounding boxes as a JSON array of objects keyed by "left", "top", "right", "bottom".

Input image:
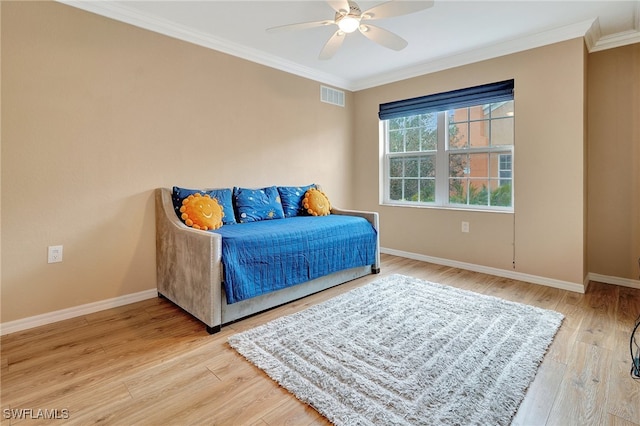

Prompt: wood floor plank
[
  {"left": 576, "top": 281, "right": 619, "bottom": 350},
  {"left": 480, "top": 276, "right": 539, "bottom": 304},
  {"left": 545, "top": 302, "right": 582, "bottom": 366},
  {"left": 0, "top": 316, "right": 91, "bottom": 367},
  {"left": 546, "top": 341, "right": 612, "bottom": 426},
  {"left": 209, "top": 376, "right": 294, "bottom": 425},
  {"left": 608, "top": 413, "right": 640, "bottom": 426},
  {"left": 2, "top": 254, "right": 639, "bottom": 425},
  {"left": 527, "top": 284, "right": 564, "bottom": 311},
  {"left": 606, "top": 329, "right": 640, "bottom": 424},
  {"left": 18, "top": 381, "right": 132, "bottom": 425},
  {"left": 259, "top": 396, "right": 329, "bottom": 426},
  {"left": 512, "top": 358, "right": 566, "bottom": 426},
  {"left": 617, "top": 286, "right": 640, "bottom": 331}
]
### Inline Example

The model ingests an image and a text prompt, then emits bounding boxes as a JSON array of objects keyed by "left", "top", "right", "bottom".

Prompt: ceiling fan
[{"left": 266, "top": 0, "right": 435, "bottom": 60}]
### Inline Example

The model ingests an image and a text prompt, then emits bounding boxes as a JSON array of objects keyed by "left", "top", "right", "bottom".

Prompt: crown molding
[
  {"left": 588, "top": 1, "right": 640, "bottom": 52},
  {"left": 56, "top": 0, "right": 352, "bottom": 90},
  {"left": 580, "top": 0, "right": 640, "bottom": 53},
  {"left": 352, "top": 18, "right": 597, "bottom": 90},
  {"left": 57, "top": 1, "right": 638, "bottom": 92},
  {"left": 590, "top": 29, "right": 640, "bottom": 52},
  {"left": 583, "top": 17, "right": 602, "bottom": 51}
]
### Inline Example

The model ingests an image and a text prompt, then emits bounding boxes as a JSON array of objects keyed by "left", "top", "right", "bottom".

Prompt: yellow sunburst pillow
[
  {"left": 179, "top": 193, "right": 224, "bottom": 230},
  {"left": 302, "top": 188, "right": 331, "bottom": 216}
]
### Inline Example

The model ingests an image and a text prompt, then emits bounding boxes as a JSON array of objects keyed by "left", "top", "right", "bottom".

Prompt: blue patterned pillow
[
  {"left": 172, "top": 186, "right": 236, "bottom": 225},
  {"left": 233, "top": 186, "right": 285, "bottom": 223},
  {"left": 277, "top": 184, "right": 316, "bottom": 217}
]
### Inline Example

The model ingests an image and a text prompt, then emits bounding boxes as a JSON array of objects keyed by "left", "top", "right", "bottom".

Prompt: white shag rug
[{"left": 228, "top": 274, "right": 564, "bottom": 425}]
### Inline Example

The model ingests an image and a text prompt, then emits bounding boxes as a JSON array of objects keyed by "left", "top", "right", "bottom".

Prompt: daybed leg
[
  {"left": 206, "top": 325, "right": 221, "bottom": 335},
  {"left": 372, "top": 267, "right": 381, "bottom": 274}
]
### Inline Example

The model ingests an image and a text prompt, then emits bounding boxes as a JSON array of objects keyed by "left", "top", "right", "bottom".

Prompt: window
[
  {"left": 387, "top": 112, "right": 438, "bottom": 203},
  {"left": 380, "top": 80, "right": 514, "bottom": 211},
  {"left": 499, "top": 153, "right": 512, "bottom": 186}
]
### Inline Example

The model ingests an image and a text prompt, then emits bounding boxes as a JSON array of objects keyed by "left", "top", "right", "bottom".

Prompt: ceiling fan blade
[
  {"left": 362, "top": 0, "right": 434, "bottom": 20},
  {"left": 319, "top": 30, "right": 346, "bottom": 60},
  {"left": 359, "top": 24, "right": 408, "bottom": 51},
  {"left": 326, "top": 0, "right": 350, "bottom": 14},
  {"left": 267, "top": 20, "right": 335, "bottom": 33}
]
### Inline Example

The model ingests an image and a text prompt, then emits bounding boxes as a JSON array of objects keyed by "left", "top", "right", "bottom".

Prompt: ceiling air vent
[{"left": 321, "top": 85, "right": 345, "bottom": 107}]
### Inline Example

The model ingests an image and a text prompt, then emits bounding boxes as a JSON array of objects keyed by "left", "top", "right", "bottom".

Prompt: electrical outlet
[
  {"left": 48, "top": 245, "right": 63, "bottom": 263},
  {"left": 461, "top": 221, "right": 470, "bottom": 233}
]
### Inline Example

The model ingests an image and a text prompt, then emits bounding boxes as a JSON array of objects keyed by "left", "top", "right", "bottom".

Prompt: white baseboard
[
  {"left": 3, "top": 261, "right": 636, "bottom": 337},
  {"left": 587, "top": 272, "right": 640, "bottom": 290},
  {"left": 0, "top": 289, "right": 157, "bottom": 336},
  {"left": 381, "top": 247, "right": 587, "bottom": 293}
]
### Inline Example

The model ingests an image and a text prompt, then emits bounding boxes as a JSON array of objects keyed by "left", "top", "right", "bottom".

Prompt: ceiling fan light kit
[
  {"left": 267, "top": 0, "right": 435, "bottom": 59},
  {"left": 337, "top": 16, "right": 360, "bottom": 33}
]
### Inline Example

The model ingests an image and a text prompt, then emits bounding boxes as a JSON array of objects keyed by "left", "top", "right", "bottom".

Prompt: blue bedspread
[{"left": 212, "top": 215, "right": 377, "bottom": 304}]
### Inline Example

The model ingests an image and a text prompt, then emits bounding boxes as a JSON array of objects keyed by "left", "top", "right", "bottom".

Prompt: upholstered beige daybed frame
[{"left": 155, "top": 188, "right": 380, "bottom": 334}]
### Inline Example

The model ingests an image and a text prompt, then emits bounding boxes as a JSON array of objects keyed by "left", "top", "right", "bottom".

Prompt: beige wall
[
  {"left": 2, "top": 1, "right": 637, "bottom": 325},
  {"left": 587, "top": 43, "right": 640, "bottom": 281},
  {"left": 353, "top": 39, "right": 587, "bottom": 286},
  {"left": 1, "top": 1, "right": 354, "bottom": 322}
]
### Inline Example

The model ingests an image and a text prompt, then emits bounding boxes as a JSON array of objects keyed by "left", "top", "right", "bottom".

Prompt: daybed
[{"left": 155, "top": 186, "right": 380, "bottom": 333}]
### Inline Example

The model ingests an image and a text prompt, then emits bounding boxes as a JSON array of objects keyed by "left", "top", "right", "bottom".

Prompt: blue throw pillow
[
  {"left": 277, "top": 184, "right": 316, "bottom": 217},
  {"left": 172, "top": 186, "right": 236, "bottom": 225},
  {"left": 233, "top": 186, "right": 285, "bottom": 223}
]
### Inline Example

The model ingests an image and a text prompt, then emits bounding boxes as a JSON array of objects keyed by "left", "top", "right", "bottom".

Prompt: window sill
[{"left": 380, "top": 201, "right": 514, "bottom": 214}]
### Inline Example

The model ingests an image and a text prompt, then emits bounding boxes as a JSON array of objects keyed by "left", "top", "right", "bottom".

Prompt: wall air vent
[{"left": 320, "top": 85, "right": 345, "bottom": 107}]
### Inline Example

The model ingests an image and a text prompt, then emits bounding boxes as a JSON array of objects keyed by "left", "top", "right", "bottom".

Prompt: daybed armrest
[
  {"left": 331, "top": 206, "right": 381, "bottom": 272},
  {"left": 155, "top": 188, "right": 223, "bottom": 330}
]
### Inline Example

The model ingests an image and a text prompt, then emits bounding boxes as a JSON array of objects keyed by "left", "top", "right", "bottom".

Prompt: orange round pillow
[
  {"left": 302, "top": 188, "right": 331, "bottom": 216},
  {"left": 179, "top": 193, "right": 224, "bottom": 230}
]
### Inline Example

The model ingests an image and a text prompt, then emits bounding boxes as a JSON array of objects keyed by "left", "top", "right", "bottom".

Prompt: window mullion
[
  {"left": 435, "top": 111, "right": 448, "bottom": 205},
  {"left": 447, "top": 146, "right": 509, "bottom": 155}
]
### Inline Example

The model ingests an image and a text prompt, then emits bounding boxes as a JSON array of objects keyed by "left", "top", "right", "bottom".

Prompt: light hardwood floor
[{"left": 1, "top": 254, "right": 639, "bottom": 425}]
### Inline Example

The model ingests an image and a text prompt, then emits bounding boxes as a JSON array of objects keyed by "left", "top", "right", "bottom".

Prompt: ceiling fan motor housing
[
  {"left": 335, "top": 1, "right": 362, "bottom": 16},
  {"left": 335, "top": 1, "right": 363, "bottom": 33}
]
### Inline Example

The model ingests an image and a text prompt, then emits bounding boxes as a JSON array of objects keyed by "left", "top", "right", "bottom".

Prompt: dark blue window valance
[{"left": 378, "top": 79, "right": 514, "bottom": 120}]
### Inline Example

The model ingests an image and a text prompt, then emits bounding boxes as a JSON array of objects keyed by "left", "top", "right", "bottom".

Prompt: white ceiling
[{"left": 61, "top": 0, "right": 640, "bottom": 91}]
